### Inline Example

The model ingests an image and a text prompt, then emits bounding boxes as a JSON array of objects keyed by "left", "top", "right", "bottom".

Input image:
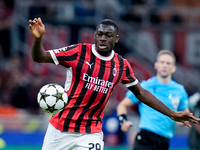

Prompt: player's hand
[
  {"left": 170, "top": 112, "right": 200, "bottom": 128},
  {"left": 29, "top": 17, "right": 45, "bottom": 39},
  {"left": 121, "top": 121, "right": 132, "bottom": 132}
]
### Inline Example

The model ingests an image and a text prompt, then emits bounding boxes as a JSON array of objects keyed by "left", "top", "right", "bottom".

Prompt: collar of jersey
[{"left": 92, "top": 44, "right": 114, "bottom": 61}]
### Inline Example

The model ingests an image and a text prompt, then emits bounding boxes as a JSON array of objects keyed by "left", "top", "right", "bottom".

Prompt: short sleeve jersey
[
  {"left": 48, "top": 43, "right": 138, "bottom": 133},
  {"left": 126, "top": 76, "right": 188, "bottom": 138}
]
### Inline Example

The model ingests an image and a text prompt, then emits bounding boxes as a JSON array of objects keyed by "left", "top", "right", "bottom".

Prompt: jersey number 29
[{"left": 89, "top": 143, "right": 101, "bottom": 150}]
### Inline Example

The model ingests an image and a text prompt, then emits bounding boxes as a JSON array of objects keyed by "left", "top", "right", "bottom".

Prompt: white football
[{"left": 37, "top": 83, "right": 68, "bottom": 114}]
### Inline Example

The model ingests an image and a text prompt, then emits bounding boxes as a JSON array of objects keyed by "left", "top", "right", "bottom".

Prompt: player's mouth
[
  {"left": 99, "top": 44, "right": 107, "bottom": 50},
  {"left": 99, "top": 46, "right": 107, "bottom": 50}
]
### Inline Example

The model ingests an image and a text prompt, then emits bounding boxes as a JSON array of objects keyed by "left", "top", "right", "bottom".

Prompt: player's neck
[{"left": 156, "top": 75, "right": 171, "bottom": 84}]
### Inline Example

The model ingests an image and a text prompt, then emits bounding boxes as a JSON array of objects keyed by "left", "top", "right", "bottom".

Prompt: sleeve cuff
[
  {"left": 124, "top": 79, "right": 138, "bottom": 88},
  {"left": 49, "top": 50, "right": 59, "bottom": 65}
]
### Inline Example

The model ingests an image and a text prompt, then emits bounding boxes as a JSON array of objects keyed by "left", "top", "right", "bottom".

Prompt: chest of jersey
[{"left": 73, "top": 54, "right": 122, "bottom": 95}]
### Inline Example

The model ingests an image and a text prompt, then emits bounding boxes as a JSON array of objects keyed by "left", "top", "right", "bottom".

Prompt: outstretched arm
[
  {"left": 128, "top": 83, "right": 200, "bottom": 127},
  {"left": 29, "top": 17, "right": 53, "bottom": 63}
]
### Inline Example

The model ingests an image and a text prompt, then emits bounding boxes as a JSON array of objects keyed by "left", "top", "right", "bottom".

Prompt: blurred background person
[{"left": 117, "top": 50, "right": 190, "bottom": 150}]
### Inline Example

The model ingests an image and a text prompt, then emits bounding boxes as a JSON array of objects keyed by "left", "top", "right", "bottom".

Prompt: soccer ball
[{"left": 37, "top": 83, "right": 68, "bottom": 114}]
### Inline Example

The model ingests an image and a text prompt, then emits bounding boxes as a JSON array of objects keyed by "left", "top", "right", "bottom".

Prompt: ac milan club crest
[{"left": 112, "top": 66, "right": 117, "bottom": 76}]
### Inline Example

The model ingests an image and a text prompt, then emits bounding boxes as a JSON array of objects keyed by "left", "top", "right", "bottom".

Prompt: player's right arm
[
  {"left": 117, "top": 97, "right": 134, "bottom": 132},
  {"left": 29, "top": 17, "right": 53, "bottom": 63}
]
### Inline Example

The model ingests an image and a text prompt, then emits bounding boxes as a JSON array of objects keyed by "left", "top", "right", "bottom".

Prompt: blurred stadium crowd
[{"left": 0, "top": 0, "right": 200, "bottom": 148}]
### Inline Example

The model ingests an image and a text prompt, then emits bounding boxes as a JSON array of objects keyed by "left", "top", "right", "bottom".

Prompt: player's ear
[
  {"left": 171, "top": 65, "right": 176, "bottom": 73},
  {"left": 115, "top": 35, "right": 119, "bottom": 43},
  {"left": 154, "top": 62, "right": 158, "bottom": 70}
]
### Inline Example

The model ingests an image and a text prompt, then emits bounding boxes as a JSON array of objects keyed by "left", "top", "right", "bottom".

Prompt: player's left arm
[
  {"left": 128, "top": 83, "right": 200, "bottom": 127},
  {"left": 123, "top": 59, "right": 200, "bottom": 127}
]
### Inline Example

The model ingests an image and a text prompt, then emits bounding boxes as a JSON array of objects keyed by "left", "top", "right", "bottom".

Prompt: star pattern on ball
[
  {"left": 47, "top": 107, "right": 58, "bottom": 113},
  {"left": 40, "top": 92, "right": 50, "bottom": 102},
  {"left": 52, "top": 90, "right": 63, "bottom": 102}
]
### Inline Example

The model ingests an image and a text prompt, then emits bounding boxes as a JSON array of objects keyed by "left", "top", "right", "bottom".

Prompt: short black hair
[{"left": 97, "top": 19, "right": 119, "bottom": 32}]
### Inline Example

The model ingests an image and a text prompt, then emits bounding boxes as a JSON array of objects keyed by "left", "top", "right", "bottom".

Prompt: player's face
[
  {"left": 155, "top": 54, "right": 176, "bottom": 78},
  {"left": 94, "top": 24, "right": 119, "bottom": 56}
]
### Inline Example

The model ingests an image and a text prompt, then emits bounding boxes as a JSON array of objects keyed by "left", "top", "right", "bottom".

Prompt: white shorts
[{"left": 42, "top": 123, "right": 104, "bottom": 150}]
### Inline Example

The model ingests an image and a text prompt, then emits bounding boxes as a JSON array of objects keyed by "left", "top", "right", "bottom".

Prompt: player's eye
[
  {"left": 106, "top": 34, "right": 112, "bottom": 38},
  {"left": 97, "top": 32, "right": 102, "bottom": 37}
]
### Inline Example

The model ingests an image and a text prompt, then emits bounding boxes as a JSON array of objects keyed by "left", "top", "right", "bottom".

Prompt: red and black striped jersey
[{"left": 48, "top": 43, "right": 138, "bottom": 133}]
